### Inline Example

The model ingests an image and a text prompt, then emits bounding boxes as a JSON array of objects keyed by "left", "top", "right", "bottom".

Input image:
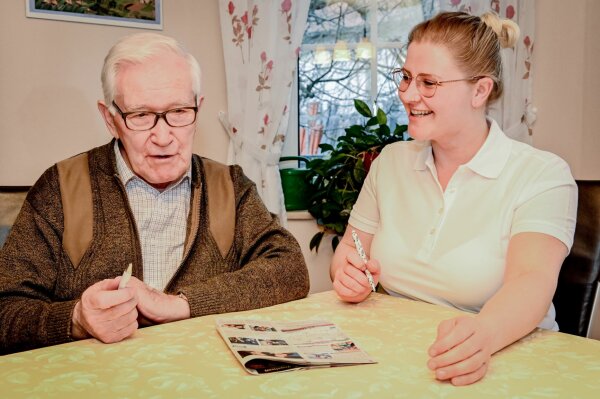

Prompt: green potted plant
[{"left": 306, "top": 99, "right": 409, "bottom": 252}]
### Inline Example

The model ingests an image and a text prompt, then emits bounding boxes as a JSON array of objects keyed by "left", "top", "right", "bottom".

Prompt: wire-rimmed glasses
[{"left": 391, "top": 68, "right": 484, "bottom": 98}]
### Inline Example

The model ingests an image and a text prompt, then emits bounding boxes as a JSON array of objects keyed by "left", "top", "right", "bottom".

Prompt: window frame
[{"left": 283, "top": 0, "right": 414, "bottom": 158}]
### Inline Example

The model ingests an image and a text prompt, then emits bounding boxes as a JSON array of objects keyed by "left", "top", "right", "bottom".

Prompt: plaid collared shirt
[{"left": 114, "top": 142, "right": 191, "bottom": 291}]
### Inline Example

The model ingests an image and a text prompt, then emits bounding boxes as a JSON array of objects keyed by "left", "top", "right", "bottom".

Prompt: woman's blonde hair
[{"left": 408, "top": 11, "right": 520, "bottom": 103}]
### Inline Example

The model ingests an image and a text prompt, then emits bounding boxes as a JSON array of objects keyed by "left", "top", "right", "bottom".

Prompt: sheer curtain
[
  {"left": 438, "top": 0, "right": 536, "bottom": 143},
  {"left": 218, "top": 0, "right": 310, "bottom": 223}
]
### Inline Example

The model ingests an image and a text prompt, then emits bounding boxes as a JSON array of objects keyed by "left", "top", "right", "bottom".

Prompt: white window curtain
[
  {"left": 437, "top": 0, "right": 536, "bottom": 143},
  {"left": 218, "top": 0, "right": 310, "bottom": 224}
]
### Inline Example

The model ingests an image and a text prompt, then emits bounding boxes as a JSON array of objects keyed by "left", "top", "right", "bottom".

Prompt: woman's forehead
[{"left": 404, "top": 41, "right": 461, "bottom": 76}]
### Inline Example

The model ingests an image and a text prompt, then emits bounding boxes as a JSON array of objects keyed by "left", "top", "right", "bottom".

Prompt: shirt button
[{"left": 430, "top": 228, "right": 436, "bottom": 235}]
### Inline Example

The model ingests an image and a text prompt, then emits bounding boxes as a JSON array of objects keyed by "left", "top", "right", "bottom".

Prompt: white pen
[
  {"left": 351, "top": 230, "right": 376, "bottom": 292},
  {"left": 118, "top": 263, "right": 133, "bottom": 289}
]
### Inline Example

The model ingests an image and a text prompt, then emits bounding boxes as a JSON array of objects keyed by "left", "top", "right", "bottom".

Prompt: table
[{"left": 1, "top": 291, "right": 599, "bottom": 398}]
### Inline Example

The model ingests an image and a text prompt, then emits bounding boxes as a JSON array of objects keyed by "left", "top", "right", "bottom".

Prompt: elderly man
[{"left": 0, "top": 33, "right": 309, "bottom": 354}]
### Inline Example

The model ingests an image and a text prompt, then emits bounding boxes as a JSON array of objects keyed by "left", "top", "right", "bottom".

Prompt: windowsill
[{"left": 286, "top": 210, "right": 313, "bottom": 220}]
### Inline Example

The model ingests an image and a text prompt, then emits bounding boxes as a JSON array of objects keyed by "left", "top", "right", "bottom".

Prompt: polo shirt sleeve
[
  {"left": 511, "top": 157, "right": 578, "bottom": 251},
  {"left": 349, "top": 151, "right": 383, "bottom": 234}
]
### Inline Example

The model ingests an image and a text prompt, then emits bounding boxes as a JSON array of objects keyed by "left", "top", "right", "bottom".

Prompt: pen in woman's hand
[{"left": 351, "top": 230, "right": 376, "bottom": 292}]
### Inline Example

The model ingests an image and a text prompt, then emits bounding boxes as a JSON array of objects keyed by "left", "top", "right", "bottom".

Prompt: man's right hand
[{"left": 71, "top": 277, "right": 139, "bottom": 343}]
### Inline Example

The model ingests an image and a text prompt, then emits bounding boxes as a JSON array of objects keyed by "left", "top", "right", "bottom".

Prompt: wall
[
  {"left": 533, "top": 0, "right": 600, "bottom": 179},
  {"left": 0, "top": 0, "right": 229, "bottom": 186}
]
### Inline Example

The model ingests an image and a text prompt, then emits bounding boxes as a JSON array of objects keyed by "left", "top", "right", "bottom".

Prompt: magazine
[{"left": 216, "top": 318, "right": 377, "bottom": 375}]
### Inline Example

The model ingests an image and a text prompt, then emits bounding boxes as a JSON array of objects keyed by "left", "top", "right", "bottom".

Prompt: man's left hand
[
  {"left": 126, "top": 277, "right": 190, "bottom": 325},
  {"left": 426, "top": 315, "right": 494, "bottom": 386}
]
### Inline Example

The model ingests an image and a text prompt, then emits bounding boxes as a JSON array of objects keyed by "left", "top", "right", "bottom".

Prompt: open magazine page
[{"left": 216, "top": 318, "right": 376, "bottom": 375}]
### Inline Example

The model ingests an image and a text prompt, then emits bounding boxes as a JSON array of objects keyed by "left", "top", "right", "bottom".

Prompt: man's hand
[
  {"left": 126, "top": 277, "right": 190, "bottom": 325},
  {"left": 332, "top": 250, "right": 380, "bottom": 303},
  {"left": 427, "top": 315, "right": 494, "bottom": 386},
  {"left": 71, "top": 277, "right": 139, "bottom": 343}
]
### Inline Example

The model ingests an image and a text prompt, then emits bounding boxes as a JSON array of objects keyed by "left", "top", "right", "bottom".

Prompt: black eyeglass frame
[
  {"left": 111, "top": 98, "right": 199, "bottom": 131},
  {"left": 391, "top": 68, "right": 486, "bottom": 98}
]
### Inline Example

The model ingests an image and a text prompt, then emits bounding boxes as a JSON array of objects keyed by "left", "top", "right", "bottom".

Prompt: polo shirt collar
[
  {"left": 412, "top": 119, "right": 511, "bottom": 179},
  {"left": 465, "top": 119, "right": 512, "bottom": 179},
  {"left": 413, "top": 141, "right": 431, "bottom": 171}
]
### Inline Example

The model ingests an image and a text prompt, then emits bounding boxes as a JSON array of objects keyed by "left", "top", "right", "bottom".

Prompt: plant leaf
[
  {"left": 378, "top": 124, "right": 390, "bottom": 138},
  {"left": 318, "top": 143, "right": 335, "bottom": 153},
  {"left": 393, "top": 124, "right": 408, "bottom": 137},
  {"left": 376, "top": 107, "right": 387, "bottom": 125},
  {"left": 309, "top": 231, "right": 325, "bottom": 253},
  {"left": 345, "top": 125, "right": 363, "bottom": 137},
  {"left": 332, "top": 235, "right": 340, "bottom": 251},
  {"left": 366, "top": 117, "right": 379, "bottom": 126},
  {"left": 353, "top": 158, "right": 366, "bottom": 181},
  {"left": 354, "top": 99, "right": 372, "bottom": 118}
]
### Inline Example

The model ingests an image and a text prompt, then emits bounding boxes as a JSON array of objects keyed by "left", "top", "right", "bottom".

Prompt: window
[{"left": 285, "top": 0, "right": 435, "bottom": 157}]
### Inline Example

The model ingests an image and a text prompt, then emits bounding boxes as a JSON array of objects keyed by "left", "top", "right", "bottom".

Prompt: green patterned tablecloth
[{"left": 1, "top": 291, "right": 599, "bottom": 398}]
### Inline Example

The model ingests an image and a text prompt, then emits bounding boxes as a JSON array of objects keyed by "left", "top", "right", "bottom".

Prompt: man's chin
[{"left": 143, "top": 174, "right": 181, "bottom": 190}]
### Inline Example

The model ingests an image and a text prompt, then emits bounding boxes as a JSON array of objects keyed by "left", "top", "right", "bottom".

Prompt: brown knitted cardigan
[{"left": 0, "top": 141, "right": 309, "bottom": 354}]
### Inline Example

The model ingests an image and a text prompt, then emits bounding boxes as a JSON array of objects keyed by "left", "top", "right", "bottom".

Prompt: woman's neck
[
  {"left": 431, "top": 117, "right": 490, "bottom": 190},
  {"left": 432, "top": 117, "right": 489, "bottom": 168}
]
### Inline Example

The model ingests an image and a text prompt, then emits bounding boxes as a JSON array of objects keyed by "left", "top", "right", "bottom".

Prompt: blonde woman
[{"left": 331, "top": 12, "right": 577, "bottom": 385}]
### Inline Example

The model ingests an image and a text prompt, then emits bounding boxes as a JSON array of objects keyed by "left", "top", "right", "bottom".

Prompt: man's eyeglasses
[
  {"left": 112, "top": 100, "right": 198, "bottom": 131},
  {"left": 391, "top": 68, "right": 484, "bottom": 98}
]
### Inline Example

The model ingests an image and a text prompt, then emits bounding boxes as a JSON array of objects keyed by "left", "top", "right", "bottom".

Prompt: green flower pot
[{"left": 279, "top": 156, "right": 311, "bottom": 211}]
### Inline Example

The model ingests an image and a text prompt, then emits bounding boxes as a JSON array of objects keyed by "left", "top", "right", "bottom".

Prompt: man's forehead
[{"left": 116, "top": 57, "right": 192, "bottom": 95}]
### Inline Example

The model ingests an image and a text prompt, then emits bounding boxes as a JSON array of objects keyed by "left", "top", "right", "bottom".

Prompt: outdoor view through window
[{"left": 298, "top": 0, "right": 430, "bottom": 156}]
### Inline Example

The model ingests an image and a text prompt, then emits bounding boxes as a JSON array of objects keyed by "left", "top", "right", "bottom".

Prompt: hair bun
[{"left": 481, "top": 12, "right": 520, "bottom": 48}]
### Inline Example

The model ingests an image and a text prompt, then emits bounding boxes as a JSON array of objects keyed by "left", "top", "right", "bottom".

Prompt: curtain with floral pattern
[
  {"left": 438, "top": 0, "right": 535, "bottom": 143},
  {"left": 218, "top": 0, "right": 309, "bottom": 222}
]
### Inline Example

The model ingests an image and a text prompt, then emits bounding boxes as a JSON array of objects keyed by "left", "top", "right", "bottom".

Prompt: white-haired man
[{"left": 0, "top": 33, "right": 309, "bottom": 354}]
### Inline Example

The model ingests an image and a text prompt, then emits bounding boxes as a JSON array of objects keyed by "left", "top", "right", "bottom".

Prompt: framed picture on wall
[{"left": 25, "top": 0, "right": 163, "bottom": 30}]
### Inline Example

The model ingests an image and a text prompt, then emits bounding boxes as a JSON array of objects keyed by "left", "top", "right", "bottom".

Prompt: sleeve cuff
[{"left": 46, "top": 300, "right": 79, "bottom": 346}]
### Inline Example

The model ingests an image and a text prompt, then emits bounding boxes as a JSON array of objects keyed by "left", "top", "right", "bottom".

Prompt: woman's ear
[
  {"left": 97, "top": 101, "right": 120, "bottom": 139},
  {"left": 472, "top": 77, "right": 494, "bottom": 109}
]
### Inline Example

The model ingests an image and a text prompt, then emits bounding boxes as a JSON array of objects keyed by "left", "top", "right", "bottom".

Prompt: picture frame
[{"left": 25, "top": 0, "right": 163, "bottom": 30}]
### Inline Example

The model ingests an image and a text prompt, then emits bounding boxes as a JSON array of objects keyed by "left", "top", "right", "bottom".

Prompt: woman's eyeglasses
[{"left": 391, "top": 68, "right": 484, "bottom": 98}]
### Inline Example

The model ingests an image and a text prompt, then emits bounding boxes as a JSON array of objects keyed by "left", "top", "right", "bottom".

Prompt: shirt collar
[
  {"left": 464, "top": 119, "right": 512, "bottom": 179},
  {"left": 113, "top": 141, "right": 191, "bottom": 191},
  {"left": 413, "top": 142, "right": 431, "bottom": 171},
  {"left": 412, "top": 119, "right": 511, "bottom": 179}
]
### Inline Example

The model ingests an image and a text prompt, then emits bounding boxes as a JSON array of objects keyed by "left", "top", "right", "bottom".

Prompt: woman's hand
[
  {"left": 331, "top": 227, "right": 381, "bottom": 303},
  {"left": 333, "top": 253, "right": 380, "bottom": 303},
  {"left": 427, "top": 315, "right": 495, "bottom": 386}
]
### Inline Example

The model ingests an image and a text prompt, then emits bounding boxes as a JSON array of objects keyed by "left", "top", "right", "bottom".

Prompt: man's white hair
[{"left": 101, "top": 32, "right": 201, "bottom": 110}]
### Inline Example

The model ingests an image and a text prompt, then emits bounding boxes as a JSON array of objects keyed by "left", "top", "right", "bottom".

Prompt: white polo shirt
[{"left": 349, "top": 119, "right": 577, "bottom": 330}]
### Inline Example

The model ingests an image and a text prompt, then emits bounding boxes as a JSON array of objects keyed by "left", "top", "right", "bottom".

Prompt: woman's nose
[{"left": 399, "top": 79, "right": 421, "bottom": 103}]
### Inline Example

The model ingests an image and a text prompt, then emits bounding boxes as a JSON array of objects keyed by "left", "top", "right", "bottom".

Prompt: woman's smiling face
[{"left": 399, "top": 41, "right": 477, "bottom": 142}]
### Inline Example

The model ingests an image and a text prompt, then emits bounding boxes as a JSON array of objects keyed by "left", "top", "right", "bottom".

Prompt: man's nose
[{"left": 149, "top": 116, "right": 173, "bottom": 145}]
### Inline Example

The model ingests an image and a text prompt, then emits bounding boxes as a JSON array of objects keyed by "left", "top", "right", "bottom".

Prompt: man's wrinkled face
[{"left": 100, "top": 51, "right": 198, "bottom": 190}]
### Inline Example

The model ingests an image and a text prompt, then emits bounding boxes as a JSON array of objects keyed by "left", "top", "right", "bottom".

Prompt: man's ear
[
  {"left": 197, "top": 95, "right": 205, "bottom": 109},
  {"left": 471, "top": 77, "right": 494, "bottom": 109},
  {"left": 97, "top": 101, "right": 120, "bottom": 139}
]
